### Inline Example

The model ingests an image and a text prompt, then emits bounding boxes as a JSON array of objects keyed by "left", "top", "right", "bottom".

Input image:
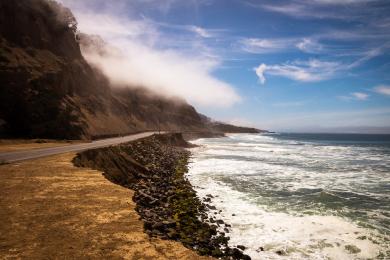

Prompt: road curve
[{"left": 0, "top": 132, "right": 158, "bottom": 163}]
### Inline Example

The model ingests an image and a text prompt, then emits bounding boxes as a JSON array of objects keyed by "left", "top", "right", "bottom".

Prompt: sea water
[{"left": 187, "top": 133, "right": 390, "bottom": 259}]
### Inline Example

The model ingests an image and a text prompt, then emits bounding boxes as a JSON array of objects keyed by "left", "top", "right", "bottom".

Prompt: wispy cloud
[
  {"left": 254, "top": 63, "right": 267, "bottom": 84},
  {"left": 241, "top": 38, "right": 294, "bottom": 53},
  {"left": 260, "top": 3, "right": 344, "bottom": 20},
  {"left": 352, "top": 92, "right": 369, "bottom": 100},
  {"left": 255, "top": 0, "right": 388, "bottom": 21},
  {"left": 240, "top": 29, "right": 389, "bottom": 58},
  {"left": 58, "top": 0, "right": 205, "bottom": 15},
  {"left": 254, "top": 59, "right": 341, "bottom": 84},
  {"left": 144, "top": 18, "right": 225, "bottom": 39},
  {"left": 241, "top": 37, "right": 323, "bottom": 54},
  {"left": 75, "top": 13, "right": 158, "bottom": 43},
  {"left": 254, "top": 43, "right": 386, "bottom": 84},
  {"left": 347, "top": 45, "right": 389, "bottom": 69},
  {"left": 189, "top": 26, "right": 213, "bottom": 38},
  {"left": 296, "top": 38, "right": 323, "bottom": 53},
  {"left": 374, "top": 85, "right": 390, "bottom": 96},
  {"left": 338, "top": 92, "right": 369, "bottom": 101}
]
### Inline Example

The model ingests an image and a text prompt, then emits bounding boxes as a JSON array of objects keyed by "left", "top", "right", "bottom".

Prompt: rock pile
[{"left": 73, "top": 134, "right": 250, "bottom": 259}]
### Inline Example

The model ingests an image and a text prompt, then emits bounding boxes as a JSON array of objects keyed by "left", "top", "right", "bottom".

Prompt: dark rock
[
  {"left": 242, "top": 255, "right": 251, "bottom": 260},
  {"left": 162, "top": 220, "right": 176, "bottom": 227},
  {"left": 230, "top": 248, "right": 246, "bottom": 258},
  {"left": 256, "top": 247, "right": 264, "bottom": 252},
  {"left": 152, "top": 222, "right": 164, "bottom": 229},
  {"left": 152, "top": 229, "right": 162, "bottom": 236},
  {"left": 167, "top": 228, "right": 177, "bottom": 238},
  {"left": 237, "top": 245, "right": 246, "bottom": 250},
  {"left": 207, "top": 205, "right": 217, "bottom": 210}
]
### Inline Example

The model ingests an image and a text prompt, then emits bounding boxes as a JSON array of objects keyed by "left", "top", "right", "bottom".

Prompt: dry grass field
[{"left": 0, "top": 152, "right": 210, "bottom": 259}]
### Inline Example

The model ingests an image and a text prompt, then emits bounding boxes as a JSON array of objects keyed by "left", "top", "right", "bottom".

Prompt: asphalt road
[{"left": 0, "top": 132, "right": 158, "bottom": 163}]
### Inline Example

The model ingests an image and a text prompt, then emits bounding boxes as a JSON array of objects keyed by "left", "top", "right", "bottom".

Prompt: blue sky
[{"left": 60, "top": 0, "right": 390, "bottom": 133}]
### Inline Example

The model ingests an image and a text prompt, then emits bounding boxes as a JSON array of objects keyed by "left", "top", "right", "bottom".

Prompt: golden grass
[
  {"left": 0, "top": 139, "right": 86, "bottom": 153},
  {"left": 0, "top": 153, "right": 210, "bottom": 259}
]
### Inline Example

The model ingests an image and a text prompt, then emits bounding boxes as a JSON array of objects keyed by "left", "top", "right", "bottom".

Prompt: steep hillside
[
  {"left": 0, "top": 0, "right": 261, "bottom": 139},
  {"left": 199, "top": 115, "right": 264, "bottom": 134}
]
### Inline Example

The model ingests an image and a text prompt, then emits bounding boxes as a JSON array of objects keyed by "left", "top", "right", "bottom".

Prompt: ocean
[{"left": 187, "top": 133, "right": 390, "bottom": 259}]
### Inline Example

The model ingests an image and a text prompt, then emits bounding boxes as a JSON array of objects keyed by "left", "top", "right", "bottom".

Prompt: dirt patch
[{"left": 0, "top": 153, "right": 209, "bottom": 259}]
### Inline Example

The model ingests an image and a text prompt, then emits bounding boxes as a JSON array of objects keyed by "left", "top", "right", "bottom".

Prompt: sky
[{"left": 58, "top": 0, "right": 390, "bottom": 133}]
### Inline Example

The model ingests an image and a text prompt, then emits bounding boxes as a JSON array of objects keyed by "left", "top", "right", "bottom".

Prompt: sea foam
[{"left": 187, "top": 133, "right": 389, "bottom": 259}]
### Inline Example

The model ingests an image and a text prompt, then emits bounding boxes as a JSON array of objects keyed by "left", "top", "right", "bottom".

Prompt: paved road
[{"left": 0, "top": 132, "right": 158, "bottom": 163}]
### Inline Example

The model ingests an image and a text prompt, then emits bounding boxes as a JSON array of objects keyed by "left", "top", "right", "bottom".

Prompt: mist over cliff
[{"left": 0, "top": 0, "right": 260, "bottom": 139}]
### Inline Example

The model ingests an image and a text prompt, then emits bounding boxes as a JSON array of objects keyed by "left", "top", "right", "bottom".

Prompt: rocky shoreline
[{"left": 73, "top": 133, "right": 250, "bottom": 259}]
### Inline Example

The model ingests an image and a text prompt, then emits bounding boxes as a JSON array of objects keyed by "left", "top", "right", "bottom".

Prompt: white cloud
[
  {"left": 374, "top": 85, "right": 390, "bottom": 96},
  {"left": 254, "top": 63, "right": 267, "bottom": 84},
  {"left": 76, "top": 13, "right": 158, "bottom": 43},
  {"left": 347, "top": 46, "right": 385, "bottom": 69},
  {"left": 241, "top": 38, "right": 292, "bottom": 53},
  {"left": 351, "top": 92, "right": 369, "bottom": 100},
  {"left": 57, "top": 0, "right": 194, "bottom": 15},
  {"left": 254, "top": 44, "right": 385, "bottom": 84},
  {"left": 189, "top": 26, "right": 213, "bottom": 38},
  {"left": 57, "top": 1, "right": 240, "bottom": 108},
  {"left": 338, "top": 92, "right": 369, "bottom": 101},
  {"left": 254, "top": 59, "right": 340, "bottom": 84},
  {"left": 257, "top": 0, "right": 384, "bottom": 21},
  {"left": 241, "top": 37, "right": 323, "bottom": 54},
  {"left": 296, "top": 38, "right": 323, "bottom": 53},
  {"left": 83, "top": 43, "right": 240, "bottom": 107},
  {"left": 260, "top": 3, "right": 346, "bottom": 19}
]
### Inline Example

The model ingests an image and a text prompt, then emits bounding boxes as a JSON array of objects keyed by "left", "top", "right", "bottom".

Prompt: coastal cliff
[{"left": 0, "top": 0, "right": 262, "bottom": 140}]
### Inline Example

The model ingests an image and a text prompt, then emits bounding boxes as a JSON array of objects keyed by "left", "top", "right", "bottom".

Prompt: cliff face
[
  {"left": 0, "top": 0, "right": 87, "bottom": 138},
  {"left": 0, "top": 0, "right": 206, "bottom": 139},
  {"left": 0, "top": 0, "right": 260, "bottom": 139}
]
